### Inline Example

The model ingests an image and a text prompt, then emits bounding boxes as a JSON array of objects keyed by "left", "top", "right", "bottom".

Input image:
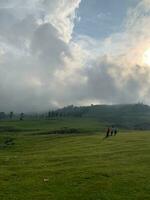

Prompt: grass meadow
[{"left": 0, "top": 118, "right": 150, "bottom": 200}]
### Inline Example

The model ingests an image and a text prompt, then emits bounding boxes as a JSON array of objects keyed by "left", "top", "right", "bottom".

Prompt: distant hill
[{"left": 56, "top": 103, "right": 150, "bottom": 130}]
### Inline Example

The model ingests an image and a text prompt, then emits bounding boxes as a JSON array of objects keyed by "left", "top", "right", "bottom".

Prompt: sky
[{"left": 0, "top": 0, "right": 150, "bottom": 112}]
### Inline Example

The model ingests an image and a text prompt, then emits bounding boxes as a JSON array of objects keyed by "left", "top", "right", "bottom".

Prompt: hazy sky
[{"left": 0, "top": 0, "right": 150, "bottom": 112}]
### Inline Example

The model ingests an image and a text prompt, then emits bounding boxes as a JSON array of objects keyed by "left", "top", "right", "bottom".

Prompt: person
[
  {"left": 111, "top": 126, "right": 114, "bottom": 136},
  {"left": 114, "top": 127, "right": 118, "bottom": 136},
  {"left": 106, "top": 127, "right": 110, "bottom": 138}
]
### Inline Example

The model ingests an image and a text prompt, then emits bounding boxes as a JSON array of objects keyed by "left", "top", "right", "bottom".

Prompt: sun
[{"left": 143, "top": 48, "right": 150, "bottom": 66}]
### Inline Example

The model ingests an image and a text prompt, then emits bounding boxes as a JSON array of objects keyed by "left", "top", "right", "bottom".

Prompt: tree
[
  {"left": 0, "top": 112, "right": 5, "bottom": 120},
  {"left": 20, "top": 113, "right": 24, "bottom": 121},
  {"left": 9, "top": 111, "right": 14, "bottom": 120},
  {"left": 48, "top": 111, "right": 51, "bottom": 119}
]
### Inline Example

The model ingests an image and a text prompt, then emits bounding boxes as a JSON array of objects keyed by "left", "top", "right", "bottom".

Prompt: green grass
[
  {"left": 0, "top": 119, "right": 150, "bottom": 200},
  {"left": 0, "top": 118, "right": 106, "bottom": 133}
]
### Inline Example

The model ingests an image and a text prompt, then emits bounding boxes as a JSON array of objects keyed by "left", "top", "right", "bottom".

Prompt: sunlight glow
[{"left": 143, "top": 48, "right": 150, "bottom": 66}]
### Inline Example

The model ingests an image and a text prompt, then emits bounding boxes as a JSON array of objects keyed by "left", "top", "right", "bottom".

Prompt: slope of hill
[{"left": 56, "top": 104, "right": 150, "bottom": 129}]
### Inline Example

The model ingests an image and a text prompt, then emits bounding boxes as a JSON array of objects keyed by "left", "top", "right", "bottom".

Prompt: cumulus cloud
[
  {"left": 0, "top": 0, "right": 81, "bottom": 112},
  {"left": 0, "top": 0, "right": 150, "bottom": 112},
  {"left": 75, "top": 0, "right": 150, "bottom": 105}
]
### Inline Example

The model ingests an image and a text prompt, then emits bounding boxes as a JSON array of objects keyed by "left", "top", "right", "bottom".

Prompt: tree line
[
  {"left": 0, "top": 105, "right": 90, "bottom": 121},
  {"left": 0, "top": 112, "right": 25, "bottom": 120}
]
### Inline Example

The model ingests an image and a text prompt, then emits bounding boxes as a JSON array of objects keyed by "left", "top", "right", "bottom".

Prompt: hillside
[
  {"left": 1, "top": 103, "right": 150, "bottom": 130},
  {"left": 56, "top": 104, "right": 150, "bottom": 129}
]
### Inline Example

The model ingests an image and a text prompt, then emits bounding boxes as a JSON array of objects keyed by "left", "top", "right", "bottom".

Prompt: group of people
[{"left": 106, "top": 126, "right": 118, "bottom": 138}]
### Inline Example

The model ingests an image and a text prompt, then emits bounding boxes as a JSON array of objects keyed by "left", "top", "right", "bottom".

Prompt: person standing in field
[
  {"left": 111, "top": 126, "right": 114, "bottom": 136},
  {"left": 114, "top": 127, "right": 118, "bottom": 136},
  {"left": 106, "top": 127, "right": 110, "bottom": 137}
]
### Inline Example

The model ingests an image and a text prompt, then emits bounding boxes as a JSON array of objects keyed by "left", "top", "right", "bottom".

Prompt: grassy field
[{"left": 0, "top": 118, "right": 150, "bottom": 200}]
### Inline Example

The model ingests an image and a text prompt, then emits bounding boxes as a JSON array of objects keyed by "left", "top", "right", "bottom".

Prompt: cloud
[
  {"left": 52, "top": 0, "right": 150, "bottom": 106},
  {"left": 82, "top": 0, "right": 150, "bottom": 104},
  {"left": 0, "top": 0, "right": 150, "bottom": 112},
  {"left": 31, "top": 23, "right": 70, "bottom": 70},
  {"left": 0, "top": 0, "right": 81, "bottom": 112}
]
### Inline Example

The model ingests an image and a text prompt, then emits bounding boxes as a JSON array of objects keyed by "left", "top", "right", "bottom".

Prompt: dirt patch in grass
[
  {"left": 0, "top": 137, "right": 15, "bottom": 149},
  {"left": 36, "top": 127, "right": 84, "bottom": 135}
]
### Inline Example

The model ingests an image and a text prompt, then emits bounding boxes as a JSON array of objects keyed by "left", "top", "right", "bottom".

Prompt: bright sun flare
[{"left": 143, "top": 48, "right": 150, "bottom": 66}]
